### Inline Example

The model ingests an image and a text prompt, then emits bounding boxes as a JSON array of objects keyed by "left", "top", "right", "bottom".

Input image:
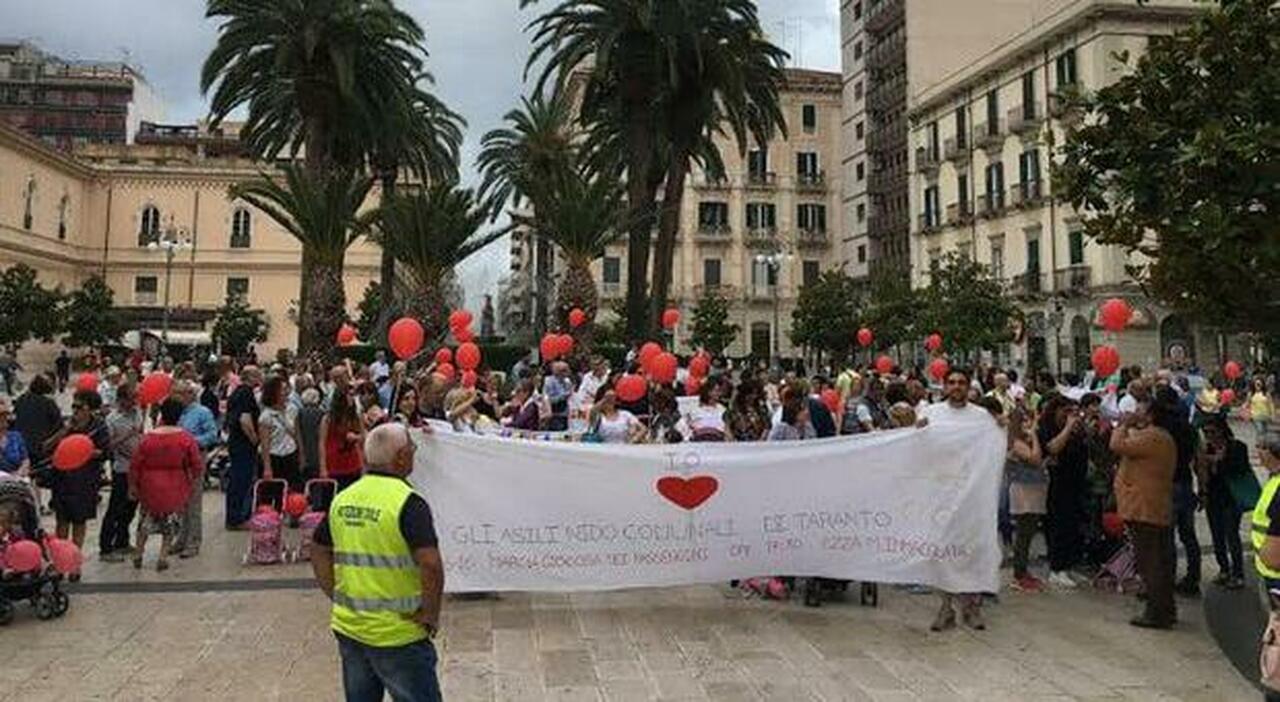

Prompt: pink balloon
[
  {"left": 3, "top": 539, "right": 42, "bottom": 573},
  {"left": 1223, "top": 360, "right": 1242, "bottom": 381},
  {"left": 45, "top": 537, "right": 82, "bottom": 575}
]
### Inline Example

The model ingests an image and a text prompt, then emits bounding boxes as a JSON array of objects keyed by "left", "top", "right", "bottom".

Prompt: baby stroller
[
  {"left": 0, "top": 478, "right": 70, "bottom": 624},
  {"left": 243, "top": 479, "right": 287, "bottom": 566},
  {"left": 292, "top": 479, "right": 336, "bottom": 563},
  {"left": 204, "top": 446, "right": 229, "bottom": 492},
  {"left": 1093, "top": 514, "right": 1141, "bottom": 594}
]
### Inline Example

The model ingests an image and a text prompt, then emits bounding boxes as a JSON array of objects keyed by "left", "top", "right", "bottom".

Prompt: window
[
  {"left": 57, "top": 194, "right": 69, "bottom": 239},
  {"left": 1026, "top": 238, "right": 1041, "bottom": 274},
  {"left": 954, "top": 107, "right": 967, "bottom": 148},
  {"left": 1056, "top": 48, "right": 1077, "bottom": 89},
  {"left": 802, "top": 260, "right": 821, "bottom": 288},
  {"left": 230, "top": 207, "right": 252, "bottom": 248},
  {"left": 985, "top": 90, "right": 999, "bottom": 133},
  {"left": 853, "top": 1, "right": 862, "bottom": 19},
  {"left": 796, "top": 152, "right": 819, "bottom": 179},
  {"left": 857, "top": 245, "right": 867, "bottom": 264},
  {"left": 854, "top": 41, "right": 863, "bottom": 60},
  {"left": 748, "top": 149, "right": 768, "bottom": 178},
  {"left": 602, "top": 256, "right": 621, "bottom": 284},
  {"left": 697, "top": 201, "right": 729, "bottom": 229},
  {"left": 923, "top": 185, "right": 941, "bottom": 228},
  {"left": 855, "top": 122, "right": 864, "bottom": 141},
  {"left": 797, "top": 204, "right": 826, "bottom": 232},
  {"left": 1068, "top": 229, "right": 1085, "bottom": 266},
  {"left": 745, "top": 202, "right": 777, "bottom": 230},
  {"left": 751, "top": 261, "right": 778, "bottom": 288},
  {"left": 985, "top": 162, "right": 1005, "bottom": 209},
  {"left": 138, "top": 205, "right": 161, "bottom": 246},
  {"left": 703, "top": 258, "right": 722, "bottom": 287},
  {"left": 855, "top": 162, "right": 865, "bottom": 181},
  {"left": 22, "top": 177, "right": 35, "bottom": 230},
  {"left": 1021, "top": 71, "right": 1035, "bottom": 119},
  {"left": 927, "top": 121, "right": 940, "bottom": 160},
  {"left": 134, "top": 276, "right": 158, "bottom": 304},
  {"left": 226, "top": 277, "right": 250, "bottom": 300},
  {"left": 802, "top": 104, "right": 817, "bottom": 133},
  {"left": 1018, "top": 149, "right": 1041, "bottom": 197},
  {"left": 854, "top": 81, "right": 863, "bottom": 100},
  {"left": 856, "top": 203, "right": 866, "bottom": 222},
  {"left": 989, "top": 237, "right": 1005, "bottom": 279},
  {"left": 957, "top": 173, "right": 970, "bottom": 215}
]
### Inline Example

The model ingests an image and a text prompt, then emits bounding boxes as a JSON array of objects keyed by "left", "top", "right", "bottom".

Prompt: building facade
[
  {"left": 0, "top": 41, "right": 164, "bottom": 150},
  {"left": 581, "top": 68, "right": 844, "bottom": 358},
  {"left": 907, "top": 0, "right": 1214, "bottom": 374},
  {"left": 0, "top": 121, "right": 379, "bottom": 367}
]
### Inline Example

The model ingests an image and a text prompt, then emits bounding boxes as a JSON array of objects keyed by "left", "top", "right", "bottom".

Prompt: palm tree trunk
[
  {"left": 300, "top": 255, "right": 346, "bottom": 361},
  {"left": 558, "top": 259, "right": 599, "bottom": 352},
  {"left": 648, "top": 153, "right": 690, "bottom": 334},
  {"left": 402, "top": 269, "right": 448, "bottom": 345},
  {"left": 623, "top": 107, "right": 659, "bottom": 344},
  {"left": 377, "top": 167, "right": 400, "bottom": 343}
]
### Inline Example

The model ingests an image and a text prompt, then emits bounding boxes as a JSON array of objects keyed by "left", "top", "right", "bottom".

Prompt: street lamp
[
  {"left": 1047, "top": 296, "right": 1065, "bottom": 377},
  {"left": 754, "top": 250, "right": 792, "bottom": 362},
  {"left": 147, "top": 217, "right": 191, "bottom": 350}
]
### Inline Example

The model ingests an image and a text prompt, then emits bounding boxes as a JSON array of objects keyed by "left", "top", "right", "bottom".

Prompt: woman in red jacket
[
  {"left": 129, "top": 398, "right": 203, "bottom": 571},
  {"left": 319, "top": 390, "right": 365, "bottom": 493}
]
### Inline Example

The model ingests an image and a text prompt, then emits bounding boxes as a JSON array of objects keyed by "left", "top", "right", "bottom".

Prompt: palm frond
[
  {"left": 229, "top": 163, "right": 374, "bottom": 265},
  {"left": 374, "top": 184, "right": 506, "bottom": 284}
]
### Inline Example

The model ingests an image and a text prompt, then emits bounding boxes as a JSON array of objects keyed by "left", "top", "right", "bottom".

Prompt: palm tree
[
  {"left": 476, "top": 89, "right": 575, "bottom": 220},
  {"left": 231, "top": 165, "right": 376, "bottom": 355},
  {"left": 374, "top": 185, "right": 505, "bottom": 339}
]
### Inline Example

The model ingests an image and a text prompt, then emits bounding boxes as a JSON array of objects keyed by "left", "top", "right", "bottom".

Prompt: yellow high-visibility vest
[
  {"left": 1252, "top": 475, "right": 1280, "bottom": 580},
  {"left": 329, "top": 473, "right": 426, "bottom": 647}
]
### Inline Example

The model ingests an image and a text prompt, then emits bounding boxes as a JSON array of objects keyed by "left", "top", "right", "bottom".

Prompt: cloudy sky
[{"left": 7, "top": 0, "right": 839, "bottom": 307}]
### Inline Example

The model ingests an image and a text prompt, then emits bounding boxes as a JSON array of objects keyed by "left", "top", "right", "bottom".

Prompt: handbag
[
  {"left": 1261, "top": 608, "right": 1280, "bottom": 692},
  {"left": 1228, "top": 470, "right": 1263, "bottom": 511}
]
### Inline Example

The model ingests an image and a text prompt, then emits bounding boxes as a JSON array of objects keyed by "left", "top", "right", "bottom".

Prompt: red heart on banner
[{"left": 656, "top": 475, "right": 719, "bottom": 511}]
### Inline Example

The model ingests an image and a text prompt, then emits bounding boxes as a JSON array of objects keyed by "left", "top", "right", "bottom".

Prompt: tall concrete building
[
  {"left": 907, "top": 0, "right": 1215, "bottom": 374},
  {"left": 0, "top": 41, "right": 164, "bottom": 151}
]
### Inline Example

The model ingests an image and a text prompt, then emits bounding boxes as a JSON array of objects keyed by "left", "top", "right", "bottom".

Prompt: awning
[{"left": 122, "top": 329, "right": 214, "bottom": 349}]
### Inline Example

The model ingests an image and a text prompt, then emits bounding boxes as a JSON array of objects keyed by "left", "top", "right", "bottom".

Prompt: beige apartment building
[
  {"left": 906, "top": 0, "right": 1221, "bottom": 374},
  {"left": 580, "top": 68, "right": 844, "bottom": 358},
  {"left": 0, "top": 120, "right": 380, "bottom": 366}
]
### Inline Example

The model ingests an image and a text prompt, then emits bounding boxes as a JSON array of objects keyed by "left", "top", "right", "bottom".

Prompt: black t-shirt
[
  {"left": 200, "top": 386, "right": 222, "bottom": 421},
  {"left": 226, "top": 385, "right": 259, "bottom": 449},
  {"left": 1039, "top": 422, "right": 1089, "bottom": 481},
  {"left": 313, "top": 475, "right": 438, "bottom": 551}
]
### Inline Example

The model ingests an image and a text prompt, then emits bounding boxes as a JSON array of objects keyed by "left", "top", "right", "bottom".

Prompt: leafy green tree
[
  {"left": 61, "top": 275, "right": 124, "bottom": 349},
  {"left": 1055, "top": 0, "right": 1279, "bottom": 333},
  {"left": 231, "top": 164, "right": 376, "bottom": 356},
  {"left": 918, "top": 254, "right": 1020, "bottom": 358},
  {"left": 211, "top": 293, "right": 270, "bottom": 357},
  {"left": 791, "top": 271, "right": 862, "bottom": 363},
  {"left": 860, "top": 270, "right": 921, "bottom": 351},
  {"left": 354, "top": 281, "right": 391, "bottom": 346},
  {"left": 690, "top": 289, "right": 740, "bottom": 358},
  {"left": 0, "top": 264, "right": 64, "bottom": 349}
]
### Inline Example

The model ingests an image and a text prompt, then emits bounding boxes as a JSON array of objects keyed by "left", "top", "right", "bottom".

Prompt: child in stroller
[{"left": 0, "top": 477, "right": 70, "bottom": 624}]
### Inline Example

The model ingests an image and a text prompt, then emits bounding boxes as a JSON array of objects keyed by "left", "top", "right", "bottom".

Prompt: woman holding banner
[{"left": 588, "top": 386, "right": 645, "bottom": 444}]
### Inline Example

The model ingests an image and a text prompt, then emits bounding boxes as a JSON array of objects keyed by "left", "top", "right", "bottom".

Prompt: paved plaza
[{"left": 0, "top": 488, "right": 1260, "bottom": 702}]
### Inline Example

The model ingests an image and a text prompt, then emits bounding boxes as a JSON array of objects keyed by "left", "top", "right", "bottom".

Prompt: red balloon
[
  {"left": 53, "top": 435, "right": 95, "bottom": 471},
  {"left": 75, "top": 373, "right": 99, "bottom": 393},
  {"left": 540, "top": 334, "right": 559, "bottom": 360},
  {"left": 649, "top": 352, "right": 678, "bottom": 385},
  {"left": 556, "top": 334, "right": 575, "bottom": 358},
  {"left": 434, "top": 348, "right": 453, "bottom": 366},
  {"left": 1220, "top": 388, "right": 1236, "bottom": 406},
  {"left": 875, "top": 355, "right": 895, "bottom": 376},
  {"left": 454, "top": 326, "right": 475, "bottom": 343},
  {"left": 638, "top": 342, "right": 663, "bottom": 372},
  {"left": 616, "top": 374, "right": 647, "bottom": 403},
  {"left": 3, "top": 539, "right": 41, "bottom": 573},
  {"left": 856, "top": 328, "right": 874, "bottom": 348},
  {"left": 1091, "top": 345, "right": 1121, "bottom": 378},
  {"left": 138, "top": 372, "right": 172, "bottom": 406},
  {"left": 1098, "top": 298, "right": 1133, "bottom": 333},
  {"left": 448, "top": 309, "right": 473, "bottom": 330},
  {"left": 1101, "top": 512, "right": 1125, "bottom": 539},
  {"left": 820, "top": 388, "right": 841, "bottom": 414},
  {"left": 1223, "top": 360, "right": 1242, "bottom": 381},
  {"left": 456, "top": 342, "right": 481, "bottom": 371},
  {"left": 924, "top": 333, "right": 943, "bottom": 352},
  {"left": 461, "top": 370, "right": 478, "bottom": 389},
  {"left": 435, "top": 363, "right": 455, "bottom": 382},
  {"left": 689, "top": 354, "right": 711, "bottom": 379},
  {"left": 284, "top": 493, "right": 308, "bottom": 519},
  {"left": 336, "top": 323, "right": 357, "bottom": 346},
  {"left": 388, "top": 318, "right": 425, "bottom": 360},
  {"left": 928, "top": 357, "right": 950, "bottom": 381},
  {"left": 568, "top": 308, "right": 587, "bottom": 328},
  {"left": 45, "top": 537, "right": 81, "bottom": 575},
  {"left": 684, "top": 376, "right": 702, "bottom": 397},
  {"left": 661, "top": 308, "right": 681, "bottom": 330}
]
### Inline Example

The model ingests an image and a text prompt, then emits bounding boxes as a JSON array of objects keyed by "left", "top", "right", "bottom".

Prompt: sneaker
[{"left": 1049, "top": 571, "right": 1077, "bottom": 589}]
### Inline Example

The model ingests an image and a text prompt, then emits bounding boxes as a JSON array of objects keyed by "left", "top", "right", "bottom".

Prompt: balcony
[
  {"left": 795, "top": 171, "right": 827, "bottom": 192},
  {"left": 694, "top": 224, "right": 732, "bottom": 244},
  {"left": 1007, "top": 105, "right": 1043, "bottom": 135},
  {"left": 747, "top": 285, "right": 778, "bottom": 302},
  {"left": 974, "top": 120, "right": 1005, "bottom": 151},
  {"left": 1009, "top": 270, "right": 1047, "bottom": 299},
  {"left": 915, "top": 146, "right": 940, "bottom": 175},
  {"left": 796, "top": 228, "right": 831, "bottom": 249},
  {"left": 944, "top": 201, "right": 973, "bottom": 227},
  {"left": 917, "top": 213, "right": 942, "bottom": 235},
  {"left": 1048, "top": 92, "right": 1082, "bottom": 123},
  {"left": 1053, "top": 265, "right": 1092, "bottom": 295},
  {"left": 693, "top": 284, "right": 738, "bottom": 299},
  {"left": 745, "top": 171, "right": 778, "bottom": 189},
  {"left": 943, "top": 136, "right": 968, "bottom": 163},
  {"left": 744, "top": 227, "right": 778, "bottom": 248},
  {"left": 1009, "top": 179, "right": 1045, "bottom": 209},
  {"left": 866, "top": 0, "right": 904, "bottom": 35},
  {"left": 694, "top": 175, "right": 732, "bottom": 190},
  {"left": 976, "top": 191, "right": 1007, "bottom": 219},
  {"left": 601, "top": 282, "right": 623, "bottom": 299}
]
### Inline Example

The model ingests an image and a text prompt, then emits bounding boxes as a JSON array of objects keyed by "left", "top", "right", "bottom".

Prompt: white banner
[{"left": 412, "top": 415, "right": 1005, "bottom": 594}]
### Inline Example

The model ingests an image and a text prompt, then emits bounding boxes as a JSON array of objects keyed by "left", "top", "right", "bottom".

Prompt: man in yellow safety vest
[
  {"left": 311, "top": 423, "right": 444, "bottom": 702},
  {"left": 1252, "top": 432, "right": 1280, "bottom": 702}
]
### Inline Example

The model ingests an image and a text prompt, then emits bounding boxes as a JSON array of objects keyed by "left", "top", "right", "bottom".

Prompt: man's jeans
[
  {"left": 225, "top": 442, "right": 257, "bottom": 528},
  {"left": 1171, "top": 482, "right": 1201, "bottom": 585},
  {"left": 336, "top": 633, "right": 441, "bottom": 702}
]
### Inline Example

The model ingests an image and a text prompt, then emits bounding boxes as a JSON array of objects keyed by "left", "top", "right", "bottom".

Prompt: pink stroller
[
  {"left": 1093, "top": 541, "right": 1141, "bottom": 594},
  {"left": 292, "top": 479, "right": 336, "bottom": 562},
  {"left": 243, "top": 479, "right": 287, "bottom": 565}
]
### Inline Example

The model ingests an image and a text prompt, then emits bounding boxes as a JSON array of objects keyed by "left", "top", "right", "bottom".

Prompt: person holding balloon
[
  {"left": 45, "top": 390, "right": 109, "bottom": 577},
  {"left": 128, "top": 399, "right": 204, "bottom": 572}
]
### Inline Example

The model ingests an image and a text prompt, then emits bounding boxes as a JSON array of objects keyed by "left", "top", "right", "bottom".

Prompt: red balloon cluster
[
  {"left": 648, "top": 352, "right": 678, "bottom": 385},
  {"left": 820, "top": 388, "right": 841, "bottom": 414},
  {"left": 684, "top": 376, "right": 702, "bottom": 397},
  {"left": 284, "top": 493, "right": 309, "bottom": 519},
  {"left": 856, "top": 327, "right": 874, "bottom": 348},
  {"left": 874, "top": 355, "right": 895, "bottom": 376},
  {"left": 435, "top": 363, "right": 456, "bottom": 382},
  {"left": 540, "top": 333, "right": 574, "bottom": 361},
  {"left": 454, "top": 326, "right": 475, "bottom": 343},
  {"left": 638, "top": 342, "right": 663, "bottom": 373},
  {"left": 924, "top": 333, "right": 943, "bottom": 353},
  {"left": 449, "top": 309, "right": 475, "bottom": 344},
  {"left": 1223, "top": 360, "right": 1242, "bottom": 381},
  {"left": 1099, "top": 298, "right": 1133, "bottom": 333},
  {"left": 2, "top": 539, "right": 41, "bottom": 573},
  {"left": 568, "top": 308, "right": 587, "bottom": 328},
  {"left": 661, "top": 308, "right": 681, "bottom": 330},
  {"left": 461, "top": 370, "right": 478, "bottom": 389},
  {"left": 75, "top": 373, "right": 99, "bottom": 393},
  {"left": 1092, "top": 345, "right": 1121, "bottom": 378},
  {"left": 389, "top": 318, "right": 425, "bottom": 360},
  {"left": 1220, "top": 388, "right": 1237, "bottom": 406},
  {"left": 336, "top": 323, "right": 358, "bottom": 346},
  {"left": 616, "top": 374, "right": 647, "bottom": 403},
  {"left": 928, "top": 357, "right": 950, "bottom": 381},
  {"left": 45, "top": 537, "right": 81, "bottom": 575},
  {"left": 434, "top": 348, "right": 453, "bottom": 366},
  {"left": 688, "top": 353, "right": 711, "bottom": 379},
  {"left": 139, "top": 372, "right": 172, "bottom": 406},
  {"left": 53, "top": 435, "right": 95, "bottom": 471},
  {"left": 456, "top": 342, "right": 481, "bottom": 371}
]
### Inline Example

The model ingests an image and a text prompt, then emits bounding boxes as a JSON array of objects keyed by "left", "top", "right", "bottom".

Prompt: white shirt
[
  {"left": 260, "top": 407, "right": 298, "bottom": 456},
  {"left": 1117, "top": 394, "right": 1139, "bottom": 416},
  {"left": 577, "top": 371, "right": 607, "bottom": 406},
  {"left": 595, "top": 410, "right": 639, "bottom": 444},
  {"left": 370, "top": 360, "right": 391, "bottom": 382},
  {"left": 687, "top": 403, "right": 727, "bottom": 434},
  {"left": 921, "top": 400, "right": 995, "bottom": 427}
]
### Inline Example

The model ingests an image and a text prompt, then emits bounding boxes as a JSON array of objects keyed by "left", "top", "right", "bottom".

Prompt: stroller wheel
[
  {"left": 34, "top": 594, "right": 56, "bottom": 620},
  {"left": 860, "top": 582, "right": 879, "bottom": 607},
  {"left": 0, "top": 600, "right": 13, "bottom": 626},
  {"left": 52, "top": 591, "right": 69, "bottom": 617}
]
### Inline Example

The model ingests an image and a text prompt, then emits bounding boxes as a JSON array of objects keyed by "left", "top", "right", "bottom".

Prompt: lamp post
[
  {"left": 1047, "top": 296, "right": 1065, "bottom": 377},
  {"left": 147, "top": 217, "right": 191, "bottom": 350},
  {"left": 754, "top": 250, "right": 792, "bottom": 363}
]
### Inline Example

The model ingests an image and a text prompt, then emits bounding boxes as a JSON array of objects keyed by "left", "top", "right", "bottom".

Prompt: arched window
[
  {"left": 58, "top": 194, "right": 69, "bottom": 239},
  {"left": 230, "top": 207, "right": 251, "bottom": 248},
  {"left": 22, "top": 177, "right": 35, "bottom": 230},
  {"left": 138, "top": 205, "right": 161, "bottom": 246}
]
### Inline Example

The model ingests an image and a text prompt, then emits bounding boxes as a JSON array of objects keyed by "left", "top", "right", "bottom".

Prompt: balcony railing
[
  {"left": 693, "top": 284, "right": 737, "bottom": 299},
  {"left": 866, "top": 0, "right": 905, "bottom": 35},
  {"left": 1048, "top": 92, "right": 1081, "bottom": 123},
  {"left": 796, "top": 228, "right": 830, "bottom": 248},
  {"left": 1053, "top": 265, "right": 1092, "bottom": 294},
  {"left": 976, "top": 191, "right": 1007, "bottom": 219},
  {"left": 746, "top": 171, "right": 778, "bottom": 188},
  {"left": 944, "top": 201, "right": 973, "bottom": 227},
  {"left": 1009, "top": 270, "right": 1047, "bottom": 298},
  {"left": 943, "top": 136, "right": 968, "bottom": 162},
  {"left": 1007, "top": 105, "right": 1043, "bottom": 135},
  {"left": 974, "top": 120, "right": 1005, "bottom": 150},
  {"left": 917, "top": 213, "right": 942, "bottom": 234},
  {"left": 694, "top": 175, "right": 732, "bottom": 190},
  {"left": 747, "top": 285, "right": 778, "bottom": 301},
  {"left": 694, "top": 224, "right": 732, "bottom": 242},
  {"left": 744, "top": 227, "right": 778, "bottom": 248},
  {"left": 795, "top": 171, "right": 827, "bottom": 191},
  {"left": 1010, "top": 179, "right": 1044, "bottom": 209},
  {"left": 915, "top": 146, "right": 940, "bottom": 174}
]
